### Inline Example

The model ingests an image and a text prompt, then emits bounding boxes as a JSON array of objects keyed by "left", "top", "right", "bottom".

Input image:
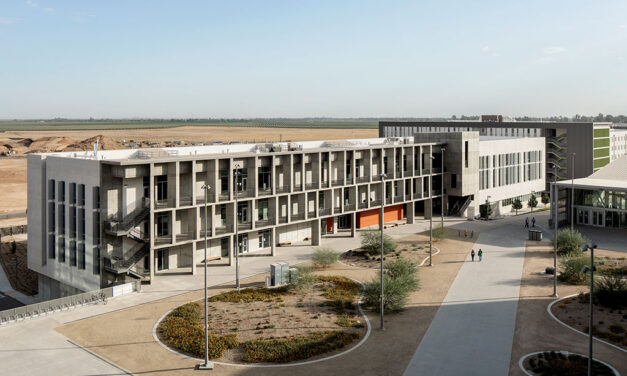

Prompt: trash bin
[{"left": 545, "top": 267, "right": 555, "bottom": 275}]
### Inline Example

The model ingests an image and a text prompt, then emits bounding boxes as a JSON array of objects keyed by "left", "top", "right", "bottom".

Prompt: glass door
[
  {"left": 157, "top": 249, "right": 169, "bottom": 271},
  {"left": 592, "top": 210, "right": 604, "bottom": 227}
]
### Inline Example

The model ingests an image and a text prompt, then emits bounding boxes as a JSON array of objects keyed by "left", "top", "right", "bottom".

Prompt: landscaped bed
[
  {"left": 551, "top": 294, "right": 627, "bottom": 350},
  {"left": 157, "top": 275, "right": 366, "bottom": 363},
  {"left": 521, "top": 351, "right": 617, "bottom": 376}
]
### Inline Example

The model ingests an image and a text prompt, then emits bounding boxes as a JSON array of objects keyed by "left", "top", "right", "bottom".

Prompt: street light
[
  {"left": 570, "top": 153, "right": 576, "bottom": 230},
  {"left": 440, "top": 147, "right": 445, "bottom": 228},
  {"left": 379, "top": 173, "right": 386, "bottom": 330},
  {"left": 197, "top": 185, "right": 213, "bottom": 370},
  {"left": 551, "top": 170, "right": 558, "bottom": 297},
  {"left": 428, "top": 155, "right": 435, "bottom": 266},
  {"left": 581, "top": 243, "right": 597, "bottom": 376}
]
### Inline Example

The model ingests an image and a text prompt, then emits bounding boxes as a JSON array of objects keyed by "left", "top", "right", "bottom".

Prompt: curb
[{"left": 518, "top": 350, "right": 620, "bottom": 376}]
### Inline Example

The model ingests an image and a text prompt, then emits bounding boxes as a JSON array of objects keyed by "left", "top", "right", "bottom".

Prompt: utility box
[
  {"left": 270, "top": 263, "right": 281, "bottom": 286},
  {"left": 279, "top": 262, "right": 290, "bottom": 285}
]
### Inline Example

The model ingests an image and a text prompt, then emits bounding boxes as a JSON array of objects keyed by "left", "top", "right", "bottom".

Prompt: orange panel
[
  {"left": 356, "top": 204, "right": 404, "bottom": 228},
  {"left": 326, "top": 217, "right": 334, "bottom": 232}
]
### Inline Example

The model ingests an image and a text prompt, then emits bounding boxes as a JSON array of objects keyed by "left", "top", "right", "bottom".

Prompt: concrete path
[
  {"left": 403, "top": 214, "right": 537, "bottom": 376},
  {"left": 0, "top": 217, "right": 465, "bottom": 376}
]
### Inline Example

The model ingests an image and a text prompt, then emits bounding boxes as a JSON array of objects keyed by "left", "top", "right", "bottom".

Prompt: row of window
[{"left": 479, "top": 151, "right": 543, "bottom": 190}]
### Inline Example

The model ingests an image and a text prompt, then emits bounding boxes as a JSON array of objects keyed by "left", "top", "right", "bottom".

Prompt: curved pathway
[{"left": 404, "top": 214, "right": 533, "bottom": 376}]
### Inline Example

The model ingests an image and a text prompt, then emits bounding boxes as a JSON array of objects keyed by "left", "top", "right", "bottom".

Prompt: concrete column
[
  {"left": 191, "top": 160, "right": 197, "bottom": 206},
  {"left": 350, "top": 212, "right": 356, "bottom": 238},
  {"left": 406, "top": 202, "right": 415, "bottom": 224},
  {"left": 174, "top": 161, "right": 180, "bottom": 208},
  {"left": 228, "top": 158, "right": 233, "bottom": 201},
  {"left": 425, "top": 198, "right": 433, "bottom": 219},
  {"left": 271, "top": 227, "right": 276, "bottom": 256},
  {"left": 149, "top": 163, "right": 155, "bottom": 283},
  {"left": 271, "top": 155, "right": 276, "bottom": 195},
  {"left": 191, "top": 241, "right": 197, "bottom": 275},
  {"left": 311, "top": 219, "right": 321, "bottom": 246}
]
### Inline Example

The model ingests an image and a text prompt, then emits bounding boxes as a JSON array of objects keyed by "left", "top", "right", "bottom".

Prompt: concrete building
[
  {"left": 552, "top": 155, "right": 627, "bottom": 229},
  {"left": 28, "top": 135, "right": 544, "bottom": 298},
  {"left": 610, "top": 126, "right": 627, "bottom": 162}
]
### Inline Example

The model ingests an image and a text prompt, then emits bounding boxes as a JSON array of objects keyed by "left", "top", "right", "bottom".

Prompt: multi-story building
[
  {"left": 610, "top": 126, "right": 627, "bottom": 162},
  {"left": 27, "top": 134, "right": 544, "bottom": 298}
]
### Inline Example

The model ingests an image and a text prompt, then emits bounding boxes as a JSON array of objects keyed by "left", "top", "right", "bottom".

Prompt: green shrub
[
  {"left": 360, "top": 231, "right": 397, "bottom": 255},
  {"left": 527, "top": 194, "right": 538, "bottom": 211},
  {"left": 595, "top": 276, "right": 627, "bottom": 309},
  {"left": 241, "top": 330, "right": 359, "bottom": 363},
  {"left": 558, "top": 256, "right": 589, "bottom": 285},
  {"left": 363, "top": 258, "right": 419, "bottom": 312},
  {"left": 512, "top": 199, "right": 523, "bottom": 215},
  {"left": 290, "top": 265, "right": 315, "bottom": 291},
  {"left": 432, "top": 223, "right": 447, "bottom": 241},
  {"left": 556, "top": 229, "right": 588, "bottom": 256},
  {"left": 541, "top": 193, "right": 550, "bottom": 206},
  {"left": 312, "top": 247, "right": 339, "bottom": 268},
  {"left": 335, "top": 313, "right": 364, "bottom": 328},
  {"left": 209, "top": 286, "right": 286, "bottom": 303}
]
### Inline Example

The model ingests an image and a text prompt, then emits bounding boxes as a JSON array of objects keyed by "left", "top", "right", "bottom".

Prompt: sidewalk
[{"left": 403, "top": 215, "right": 530, "bottom": 375}]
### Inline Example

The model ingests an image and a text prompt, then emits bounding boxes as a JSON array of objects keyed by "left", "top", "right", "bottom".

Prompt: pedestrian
[
  {"left": 532, "top": 217, "right": 536, "bottom": 228},
  {"left": 471, "top": 249, "right": 475, "bottom": 262},
  {"left": 464, "top": 229, "right": 468, "bottom": 238},
  {"left": 525, "top": 217, "right": 529, "bottom": 228},
  {"left": 471, "top": 230, "right": 474, "bottom": 238},
  {"left": 478, "top": 249, "right": 483, "bottom": 261}
]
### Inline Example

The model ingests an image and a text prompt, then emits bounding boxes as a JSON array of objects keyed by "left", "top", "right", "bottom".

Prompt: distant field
[{"left": 0, "top": 119, "right": 380, "bottom": 131}]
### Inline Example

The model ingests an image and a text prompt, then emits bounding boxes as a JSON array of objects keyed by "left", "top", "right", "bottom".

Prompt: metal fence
[{"left": 0, "top": 281, "right": 140, "bottom": 326}]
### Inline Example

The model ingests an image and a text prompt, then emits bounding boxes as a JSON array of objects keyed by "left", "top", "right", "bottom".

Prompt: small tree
[
  {"left": 528, "top": 194, "right": 538, "bottom": 213},
  {"left": 512, "top": 198, "right": 523, "bottom": 215},
  {"left": 479, "top": 200, "right": 493, "bottom": 219},
  {"left": 363, "top": 258, "right": 419, "bottom": 312},
  {"left": 541, "top": 193, "right": 550, "bottom": 207},
  {"left": 312, "top": 247, "right": 338, "bottom": 268},
  {"left": 290, "top": 265, "right": 316, "bottom": 291},
  {"left": 360, "top": 231, "right": 397, "bottom": 255},
  {"left": 556, "top": 228, "right": 587, "bottom": 256},
  {"left": 432, "top": 223, "right": 447, "bottom": 242}
]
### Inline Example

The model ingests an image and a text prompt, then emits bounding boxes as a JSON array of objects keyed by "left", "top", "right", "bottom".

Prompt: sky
[{"left": 1, "top": 0, "right": 626, "bottom": 119}]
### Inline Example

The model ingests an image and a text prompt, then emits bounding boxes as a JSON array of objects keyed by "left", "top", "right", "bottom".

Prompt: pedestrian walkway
[{"left": 404, "top": 216, "right": 528, "bottom": 376}]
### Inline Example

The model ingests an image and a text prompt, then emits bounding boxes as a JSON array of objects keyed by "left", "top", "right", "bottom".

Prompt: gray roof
[{"left": 555, "top": 155, "right": 627, "bottom": 190}]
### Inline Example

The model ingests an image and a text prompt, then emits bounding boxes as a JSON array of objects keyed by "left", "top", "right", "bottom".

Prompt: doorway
[{"left": 157, "top": 249, "right": 169, "bottom": 271}]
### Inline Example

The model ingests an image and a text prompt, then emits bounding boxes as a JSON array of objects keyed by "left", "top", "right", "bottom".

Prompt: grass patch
[
  {"left": 336, "top": 313, "right": 365, "bottom": 328},
  {"left": 316, "top": 276, "right": 361, "bottom": 313},
  {"left": 209, "top": 286, "right": 287, "bottom": 303},
  {"left": 312, "top": 247, "right": 339, "bottom": 268},
  {"left": 241, "top": 330, "right": 359, "bottom": 363}
]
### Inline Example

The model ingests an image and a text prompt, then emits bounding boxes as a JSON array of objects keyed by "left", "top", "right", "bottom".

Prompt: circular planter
[{"left": 519, "top": 351, "right": 620, "bottom": 376}]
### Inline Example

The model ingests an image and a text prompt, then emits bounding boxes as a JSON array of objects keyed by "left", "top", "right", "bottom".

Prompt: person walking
[
  {"left": 464, "top": 229, "right": 468, "bottom": 238},
  {"left": 525, "top": 217, "right": 529, "bottom": 228},
  {"left": 478, "top": 249, "right": 483, "bottom": 262},
  {"left": 470, "top": 249, "right": 475, "bottom": 262},
  {"left": 532, "top": 217, "right": 536, "bottom": 228}
]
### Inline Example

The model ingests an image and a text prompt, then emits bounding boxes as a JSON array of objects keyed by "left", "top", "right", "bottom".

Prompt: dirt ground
[
  {"left": 508, "top": 241, "right": 627, "bottom": 376},
  {"left": 0, "top": 237, "right": 37, "bottom": 295},
  {"left": 55, "top": 230, "right": 477, "bottom": 375},
  {"left": 0, "top": 126, "right": 376, "bottom": 215}
]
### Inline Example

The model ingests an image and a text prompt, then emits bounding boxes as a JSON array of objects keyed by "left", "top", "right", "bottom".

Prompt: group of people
[
  {"left": 524, "top": 217, "right": 536, "bottom": 228},
  {"left": 470, "top": 249, "right": 483, "bottom": 262}
]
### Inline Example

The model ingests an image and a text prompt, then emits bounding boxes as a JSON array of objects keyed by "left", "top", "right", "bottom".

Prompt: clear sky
[{"left": 1, "top": 0, "right": 626, "bottom": 119}]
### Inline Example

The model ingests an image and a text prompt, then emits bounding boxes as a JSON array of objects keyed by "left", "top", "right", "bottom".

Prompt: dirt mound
[
  {"left": 64, "top": 135, "right": 121, "bottom": 151},
  {"left": 27, "top": 136, "right": 75, "bottom": 153}
]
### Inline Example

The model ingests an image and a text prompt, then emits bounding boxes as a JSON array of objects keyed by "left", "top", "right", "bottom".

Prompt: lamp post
[
  {"left": 233, "top": 163, "right": 242, "bottom": 293},
  {"left": 197, "top": 185, "right": 213, "bottom": 370},
  {"left": 379, "top": 173, "right": 386, "bottom": 330},
  {"left": 582, "top": 243, "right": 597, "bottom": 376},
  {"left": 552, "top": 177, "right": 558, "bottom": 297},
  {"left": 429, "top": 155, "right": 435, "bottom": 266},
  {"left": 570, "top": 153, "right": 576, "bottom": 230},
  {"left": 440, "top": 148, "right": 445, "bottom": 227}
]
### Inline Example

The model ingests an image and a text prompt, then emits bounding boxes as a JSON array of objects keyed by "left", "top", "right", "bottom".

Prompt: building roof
[{"left": 555, "top": 155, "right": 627, "bottom": 191}]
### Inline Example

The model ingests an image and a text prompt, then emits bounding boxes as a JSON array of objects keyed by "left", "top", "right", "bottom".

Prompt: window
[
  {"left": 258, "top": 167, "right": 271, "bottom": 191},
  {"left": 464, "top": 141, "right": 469, "bottom": 168},
  {"left": 258, "top": 199, "right": 268, "bottom": 220},
  {"left": 79, "top": 208, "right": 86, "bottom": 241},
  {"left": 48, "top": 202, "right": 56, "bottom": 233},
  {"left": 156, "top": 213, "right": 169, "bottom": 237},
  {"left": 49, "top": 179, "right": 56, "bottom": 200},
  {"left": 259, "top": 230, "right": 270, "bottom": 248},
  {"left": 143, "top": 176, "right": 150, "bottom": 198},
  {"left": 70, "top": 240, "right": 77, "bottom": 266},
  {"left": 78, "top": 242, "right": 85, "bottom": 270},
  {"left": 59, "top": 181, "right": 65, "bottom": 202},
  {"left": 237, "top": 202, "right": 248, "bottom": 223},
  {"left": 156, "top": 176, "right": 168, "bottom": 201},
  {"left": 237, "top": 233, "right": 248, "bottom": 254},
  {"left": 70, "top": 183, "right": 76, "bottom": 204},
  {"left": 78, "top": 184, "right": 85, "bottom": 206},
  {"left": 234, "top": 168, "right": 247, "bottom": 192},
  {"left": 451, "top": 174, "right": 457, "bottom": 189},
  {"left": 58, "top": 203, "right": 65, "bottom": 235},
  {"left": 355, "top": 159, "right": 361, "bottom": 178},
  {"left": 93, "top": 246, "right": 100, "bottom": 275},
  {"left": 93, "top": 186, "right": 100, "bottom": 209},
  {"left": 220, "top": 206, "right": 226, "bottom": 226},
  {"left": 48, "top": 234, "right": 55, "bottom": 259},
  {"left": 70, "top": 206, "right": 77, "bottom": 238},
  {"left": 220, "top": 169, "right": 229, "bottom": 194},
  {"left": 58, "top": 237, "right": 66, "bottom": 262},
  {"left": 93, "top": 211, "right": 100, "bottom": 245},
  {"left": 318, "top": 191, "right": 325, "bottom": 209}
]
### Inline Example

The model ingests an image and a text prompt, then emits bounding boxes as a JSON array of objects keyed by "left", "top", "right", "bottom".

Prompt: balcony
[
  {"left": 403, "top": 170, "right": 413, "bottom": 177},
  {"left": 237, "top": 221, "right": 252, "bottom": 231},
  {"left": 218, "top": 192, "right": 230, "bottom": 201},
  {"left": 275, "top": 186, "right": 290, "bottom": 194},
  {"left": 393, "top": 196, "right": 403, "bottom": 203},
  {"left": 305, "top": 182, "right": 319, "bottom": 190},
  {"left": 198, "top": 227, "right": 212, "bottom": 237},
  {"left": 344, "top": 203, "right": 355, "bottom": 211},
  {"left": 413, "top": 192, "right": 422, "bottom": 200},
  {"left": 179, "top": 196, "right": 193, "bottom": 207},
  {"left": 385, "top": 197, "right": 392, "bottom": 205},
  {"left": 255, "top": 218, "right": 274, "bottom": 228},
  {"left": 432, "top": 167, "right": 442, "bottom": 174},
  {"left": 215, "top": 225, "right": 233, "bottom": 235},
  {"left": 319, "top": 208, "right": 332, "bottom": 216},
  {"left": 155, "top": 235, "right": 172, "bottom": 245},
  {"left": 278, "top": 216, "right": 288, "bottom": 224},
  {"left": 175, "top": 231, "right": 195, "bottom": 243},
  {"left": 424, "top": 190, "right": 430, "bottom": 198},
  {"left": 196, "top": 192, "right": 216, "bottom": 204},
  {"left": 258, "top": 187, "right": 272, "bottom": 196},
  {"left": 405, "top": 194, "right": 412, "bottom": 201},
  {"left": 358, "top": 201, "right": 369, "bottom": 209},
  {"left": 234, "top": 190, "right": 253, "bottom": 199},
  {"left": 293, "top": 184, "right": 303, "bottom": 192},
  {"left": 422, "top": 168, "right": 431, "bottom": 175},
  {"left": 371, "top": 199, "right": 382, "bottom": 207},
  {"left": 356, "top": 176, "right": 369, "bottom": 184},
  {"left": 155, "top": 198, "right": 175, "bottom": 209},
  {"left": 333, "top": 206, "right": 342, "bottom": 214},
  {"left": 432, "top": 189, "right": 442, "bottom": 196},
  {"left": 308, "top": 210, "right": 317, "bottom": 218},
  {"left": 332, "top": 179, "right": 344, "bottom": 187}
]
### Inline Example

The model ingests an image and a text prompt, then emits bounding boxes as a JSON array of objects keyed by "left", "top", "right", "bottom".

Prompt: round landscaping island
[
  {"left": 156, "top": 275, "right": 368, "bottom": 364},
  {"left": 519, "top": 351, "right": 619, "bottom": 376}
]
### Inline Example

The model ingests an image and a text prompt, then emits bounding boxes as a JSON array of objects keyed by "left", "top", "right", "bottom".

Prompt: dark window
[
  {"left": 49, "top": 179, "right": 56, "bottom": 200},
  {"left": 58, "top": 237, "right": 66, "bottom": 262},
  {"left": 58, "top": 203, "right": 65, "bottom": 235},
  {"left": 93, "top": 246, "right": 100, "bottom": 275},
  {"left": 258, "top": 199, "right": 268, "bottom": 220},
  {"left": 156, "top": 176, "right": 168, "bottom": 201},
  {"left": 258, "top": 167, "right": 271, "bottom": 190},
  {"left": 259, "top": 230, "right": 270, "bottom": 248},
  {"left": 79, "top": 208, "right": 86, "bottom": 241},
  {"left": 220, "top": 169, "right": 229, "bottom": 194},
  {"left": 70, "top": 206, "right": 77, "bottom": 238},
  {"left": 70, "top": 240, "right": 77, "bottom": 266},
  {"left": 59, "top": 181, "right": 65, "bottom": 202},
  {"left": 234, "top": 168, "right": 247, "bottom": 192},
  {"left": 93, "top": 212, "right": 100, "bottom": 245},
  {"left": 156, "top": 213, "right": 169, "bottom": 236},
  {"left": 464, "top": 141, "right": 469, "bottom": 168},
  {"left": 93, "top": 186, "right": 100, "bottom": 209},
  {"left": 70, "top": 183, "right": 76, "bottom": 204},
  {"left": 78, "top": 242, "right": 85, "bottom": 269},
  {"left": 143, "top": 176, "right": 150, "bottom": 198},
  {"left": 48, "top": 234, "right": 55, "bottom": 259},
  {"left": 79, "top": 184, "right": 85, "bottom": 206},
  {"left": 451, "top": 174, "right": 457, "bottom": 189}
]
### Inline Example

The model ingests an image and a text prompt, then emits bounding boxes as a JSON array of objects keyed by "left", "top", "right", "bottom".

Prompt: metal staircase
[
  {"left": 449, "top": 196, "right": 472, "bottom": 216},
  {"left": 104, "top": 198, "right": 150, "bottom": 236},
  {"left": 104, "top": 242, "right": 149, "bottom": 276}
]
